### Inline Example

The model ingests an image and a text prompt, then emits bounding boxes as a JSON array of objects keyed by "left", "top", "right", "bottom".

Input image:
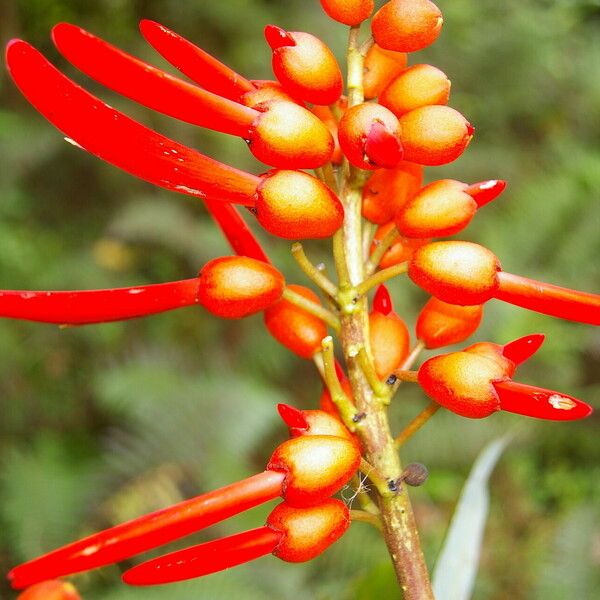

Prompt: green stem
[
  {"left": 355, "top": 262, "right": 408, "bottom": 296},
  {"left": 395, "top": 403, "right": 440, "bottom": 448},
  {"left": 282, "top": 287, "right": 340, "bottom": 332},
  {"left": 291, "top": 242, "right": 338, "bottom": 298},
  {"left": 350, "top": 509, "right": 384, "bottom": 531},
  {"left": 365, "top": 225, "right": 400, "bottom": 276}
]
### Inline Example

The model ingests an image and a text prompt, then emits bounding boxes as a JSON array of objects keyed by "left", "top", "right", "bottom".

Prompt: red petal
[
  {"left": 122, "top": 527, "right": 281, "bottom": 585},
  {"left": 493, "top": 379, "right": 593, "bottom": 421},
  {"left": 139, "top": 19, "right": 255, "bottom": 101},
  {"left": 372, "top": 284, "right": 393, "bottom": 315},
  {"left": 8, "top": 471, "right": 284, "bottom": 589},
  {"left": 204, "top": 200, "right": 270, "bottom": 263},
  {"left": 5, "top": 40, "right": 259, "bottom": 206},
  {"left": 264, "top": 25, "right": 296, "bottom": 50},
  {"left": 277, "top": 403, "right": 309, "bottom": 431},
  {"left": 364, "top": 121, "right": 403, "bottom": 168},
  {"left": 463, "top": 179, "right": 507, "bottom": 208},
  {"left": 0, "top": 279, "right": 199, "bottom": 325},
  {"left": 52, "top": 23, "right": 258, "bottom": 138},
  {"left": 496, "top": 271, "right": 600, "bottom": 325},
  {"left": 501, "top": 333, "right": 545, "bottom": 366}
]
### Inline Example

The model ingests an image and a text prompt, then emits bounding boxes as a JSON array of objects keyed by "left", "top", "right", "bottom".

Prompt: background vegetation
[{"left": 0, "top": 0, "right": 599, "bottom": 598}]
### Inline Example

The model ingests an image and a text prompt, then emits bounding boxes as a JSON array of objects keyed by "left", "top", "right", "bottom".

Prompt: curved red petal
[
  {"left": 493, "top": 379, "right": 593, "bottom": 421},
  {"left": 277, "top": 403, "right": 309, "bottom": 431},
  {"left": 501, "top": 333, "right": 545, "bottom": 366},
  {"left": 364, "top": 121, "right": 403, "bottom": 168},
  {"left": 264, "top": 25, "right": 296, "bottom": 50},
  {"left": 52, "top": 23, "right": 258, "bottom": 138},
  {"left": 5, "top": 40, "right": 259, "bottom": 207},
  {"left": 0, "top": 279, "right": 199, "bottom": 325},
  {"left": 122, "top": 527, "right": 281, "bottom": 585},
  {"left": 496, "top": 271, "right": 600, "bottom": 325},
  {"left": 463, "top": 179, "right": 507, "bottom": 208},
  {"left": 139, "top": 19, "right": 255, "bottom": 101},
  {"left": 204, "top": 200, "right": 270, "bottom": 263},
  {"left": 8, "top": 471, "right": 284, "bottom": 589}
]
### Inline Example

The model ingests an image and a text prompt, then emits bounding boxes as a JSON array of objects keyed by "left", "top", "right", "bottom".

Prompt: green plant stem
[
  {"left": 392, "top": 341, "right": 425, "bottom": 394},
  {"left": 365, "top": 225, "right": 400, "bottom": 276},
  {"left": 334, "top": 24, "right": 434, "bottom": 600},
  {"left": 355, "top": 262, "right": 408, "bottom": 296},
  {"left": 356, "top": 346, "right": 390, "bottom": 399},
  {"left": 395, "top": 403, "right": 440, "bottom": 449},
  {"left": 360, "top": 458, "right": 394, "bottom": 497},
  {"left": 350, "top": 509, "right": 384, "bottom": 531},
  {"left": 291, "top": 242, "right": 338, "bottom": 298},
  {"left": 282, "top": 287, "right": 340, "bottom": 332}
]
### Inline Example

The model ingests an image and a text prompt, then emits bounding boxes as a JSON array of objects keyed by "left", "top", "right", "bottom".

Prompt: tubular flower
[
  {"left": 369, "top": 285, "right": 410, "bottom": 379},
  {"left": 122, "top": 498, "right": 350, "bottom": 585},
  {"left": 50, "top": 23, "right": 333, "bottom": 169},
  {"left": 265, "top": 25, "right": 343, "bottom": 105},
  {"left": 6, "top": 41, "right": 343, "bottom": 240},
  {"left": 8, "top": 409, "right": 360, "bottom": 589},
  {"left": 409, "top": 241, "right": 600, "bottom": 325},
  {"left": 418, "top": 334, "right": 593, "bottom": 420},
  {"left": 396, "top": 178, "right": 506, "bottom": 238},
  {"left": 320, "top": 0, "right": 375, "bottom": 26},
  {"left": 338, "top": 103, "right": 404, "bottom": 170}
]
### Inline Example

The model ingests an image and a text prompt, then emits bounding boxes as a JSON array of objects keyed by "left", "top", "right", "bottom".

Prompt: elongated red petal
[
  {"left": 123, "top": 527, "right": 281, "bottom": 586},
  {"left": 139, "top": 20, "right": 255, "bottom": 101},
  {"left": 52, "top": 23, "right": 258, "bottom": 138},
  {"left": 501, "top": 333, "right": 545, "bottom": 366},
  {"left": 373, "top": 284, "right": 393, "bottom": 315},
  {"left": 6, "top": 40, "right": 259, "bottom": 206},
  {"left": 463, "top": 180, "right": 506, "bottom": 208},
  {"left": 364, "top": 121, "right": 403, "bottom": 168},
  {"left": 8, "top": 471, "right": 284, "bottom": 589},
  {"left": 0, "top": 279, "right": 199, "bottom": 325},
  {"left": 204, "top": 200, "right": 270, "bottom": 263},
  {"left": 496, "top": 271, "right": 600, "bottom": 325},
  {"left": 493, "top": 379, "right": 592, "bottom": 421},
  {"left": 277, "top": 403, "right": 309, "bottom": 431}
]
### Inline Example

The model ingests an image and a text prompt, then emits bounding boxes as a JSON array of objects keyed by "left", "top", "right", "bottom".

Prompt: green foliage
[{"left": 0, "top": 1, "right": 598, "bottom": 599}]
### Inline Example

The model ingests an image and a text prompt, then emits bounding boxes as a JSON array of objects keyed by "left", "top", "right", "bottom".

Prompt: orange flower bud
[
  {"left": 268, "top": 498, "right": 350, "bottom": 562},
  {"left": 370, "top": 222, "right": 430, "bottom": 268},
  {"left": 199, "top": 256, "right": 285, "bottom": 319},
  {"left": 311, "top": 103, "right": 344, "bottom": 164},
  {"left": 18, "top": 581, "right": 81, "bottom": 600},
  {"left": 379, "top": 64, "right": 451, "bottom": 117},
  {"left": 363, "top": 44, "right": 408, "bottom": 100},
  {"left": 372, "top": 0, "right": 443, "bottom": 53},
  {"left": 362, "top": 161, "right": 423, "bottom": 224},
  {"left": 409, "top": 241, "right": 501, "bottom": 305},
  {"left": 416, "top": 297, "right": 483, "bottom": 349},
  {"left": 277, "top": 404, "right": 355, "bottom": 443},
  {"left": 265, "top": 26, "right": 343, "bottom": 105},
  {"left": 369, "top": 286, "right": 410, "bottom": 379},
  {"left": 267, "top": 435, "right": 361, "bottom": 506},
  {"left": 264, "top": 285, "right": 328, "bottom": 359},
  {"left": 255, "top": 170, "right": 344, "bottom": 239},
  {"left": 241, "top": 80, "right": 302, "bottom": 107},
  {"left": 338, "top": 103, "right": 403, "bottom": 170},
  {"left": 250, "top": 100, "right": 334, "bottom": 169},
  {"left": 399, "top": 105, "right": 473, "bottom": 166},
  {"left": 464, "top": 341, "right": 515, "bottom": 377},
  {"left": 320, "top": 0, "right": 375, "bottom": 26}
]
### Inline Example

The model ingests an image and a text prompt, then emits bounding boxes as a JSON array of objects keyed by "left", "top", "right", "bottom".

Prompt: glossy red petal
[
  {"left": 277, "top": 403, "right": 310, "bottom": 431},
  {"left": 364, "top": 121, "right": 404, "bottom": 168},
  {"left": 123, "top": 527, "right": 281, "bottom": 586},
  {"left": 6, "top": 40, "right": 259, "bottom": 207},
  {"left": 373, "top": 284, "right": 393, "bottom": 315},
  {"left": 493, "top": 380, "right": 593, "bottom": 421},
  {"left": 463, "top": 179, "right": 507, "bottom": 208},
  {"left": 52, "top": 23, "right": 258, "bottom": 138},
  {"left": 496, "top": 271, "right": 600, "bottom": 325},
  {"left": 8, "top": 471, "right": 284, "bottom": 589},
  {"left": 264, "top": 25, "right": 297, "bottom": 49},
  {"left": 204, "top": 200, "right": 270, "bottom": 263},
  {"left": 0, "top": 279, "right": 199, "bottom": 325},
  {"left": 140, "top": 19, "right": 255, "bottom": 101},
  {"left": 501, "top": 333, "right": 545, "bottom": 366}
]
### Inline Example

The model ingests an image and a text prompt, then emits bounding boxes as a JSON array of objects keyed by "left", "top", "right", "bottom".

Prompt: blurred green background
[{"left": 0, "top": 0, "right": 599, "bottom": 598}]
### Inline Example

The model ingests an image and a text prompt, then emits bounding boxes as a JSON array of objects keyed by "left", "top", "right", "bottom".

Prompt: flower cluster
[{"left": 3, "top": 0, "right": 597, "bottom": 597}]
